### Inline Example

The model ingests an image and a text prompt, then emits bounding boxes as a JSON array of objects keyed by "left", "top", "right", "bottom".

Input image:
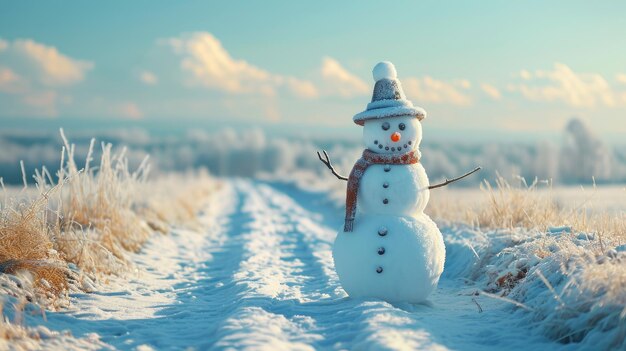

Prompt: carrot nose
[{"left": 390, "top": 132, "right": 401, "bottom": 142}]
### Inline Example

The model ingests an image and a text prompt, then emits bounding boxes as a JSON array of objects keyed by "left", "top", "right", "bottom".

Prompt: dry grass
[
  {"left": 49, "top": 134, "right": 153, "bottom": 273},
  {"left": 0, "top": 182, "right": 67, "bottom": 302},
  {"left": 427, "top": 174, "right": 626, "bottom": 348},
  {"left": 136, "top": 169, "right": 215, "bottom": 233},
  {"left": 0, "top": 130, "right": 217, "bottom": 304},
  {"left": 0, "top": 131, "right": 218, "bottom": 346},
  {"left": 429, "top": 174, "right": 626, "bottom": 244}
]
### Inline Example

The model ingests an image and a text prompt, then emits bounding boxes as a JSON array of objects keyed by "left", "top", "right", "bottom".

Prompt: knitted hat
[{"left": 353, "top": 61, "right": 426, "bottom": 126}]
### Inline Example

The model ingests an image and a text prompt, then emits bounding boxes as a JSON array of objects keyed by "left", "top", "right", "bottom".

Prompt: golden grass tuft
[
  {"left": 429, "top": 173, "right": 626, "bottom": 244},
  {"left": 0, "top": 260, "right": 67, "bottom": 296},
  {"left": 0, "top": 184, "right": 66, "bottom": 300},
  {"left": 1, "top": 130, "right": 217, "bottom": 304},
  {"left": 427, "top": 174, "right": 626, "bottom": 347},
  {"left": 0, "top": 131, "right": 218, "bottom": 347},
  {"left": 54, "top": 135, "right": 152, "bottom": 261},
  {"left": 473, "top": 176, "right": 561, "bottom": 230},
  {"left": 0, "top": 197, "right": 55, "bottom": 263},
  {"left": 137, "top": 169, "right": 217, "bottom": 233}
]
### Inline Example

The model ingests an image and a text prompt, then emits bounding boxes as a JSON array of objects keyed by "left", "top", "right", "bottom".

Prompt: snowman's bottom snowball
[{"left": 332, "top": 214, "right": 445, "bottom": 303}]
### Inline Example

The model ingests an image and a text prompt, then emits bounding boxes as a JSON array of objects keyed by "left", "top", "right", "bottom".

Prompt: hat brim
[{"left": 353, "top": 106, "right": 426, "bottom": 126}]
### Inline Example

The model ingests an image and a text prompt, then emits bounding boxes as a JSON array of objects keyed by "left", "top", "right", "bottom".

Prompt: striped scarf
[{"left": 344, "top": 149, "right": 420, "bottom": 232}]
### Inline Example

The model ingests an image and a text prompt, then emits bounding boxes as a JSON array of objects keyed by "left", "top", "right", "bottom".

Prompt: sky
[{"left": 1, "top": 1, "right": 626, "bottom": 141}]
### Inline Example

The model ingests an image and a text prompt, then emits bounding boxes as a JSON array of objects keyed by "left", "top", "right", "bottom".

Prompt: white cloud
[
  {"left": 616, "top": 73, "right": 626, "bottom": 85},
  {"left": 140, "top": 70, "right": 158, "bottom": 85},
  {"left": 10, "top": 39, "right": 93, "bottom": 86},
  {"left": 278, "top": 76, "right": 318, "bottom": 98},
  {"left": 0, "top": 67, "right": 26, "bottom": 93},
  {"left": 403, "top": 76, "right": 472, "bottom": 106},
  {"left": 511, "top": 63, "right": 620, "bottom": 107},
  {"left": 520, "top": 70, "right": 532, "bottom": 80},
  {"left": 320, "top": 57, "right": 368, "bottom": 97},
  {"left": 163, "top": 32, "right": 317, "bottom": 99},
  {"left": 0, "top": 38, "right": 93, "bottom": 117},
  {"left": 481, "top": 83, "right": 501, "bottom": 100}
]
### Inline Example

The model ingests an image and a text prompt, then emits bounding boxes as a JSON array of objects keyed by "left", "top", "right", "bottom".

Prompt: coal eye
[
  {"left": 399, "top": 123, "right": 406, "bottom": 131},
  {"left": 381, "top": 122, "right": 390, "bottom": 131}
]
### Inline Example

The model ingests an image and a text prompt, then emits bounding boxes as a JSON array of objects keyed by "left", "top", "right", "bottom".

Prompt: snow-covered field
[{"left": 7, "top": 179, "right": 617, "bottom": 350}]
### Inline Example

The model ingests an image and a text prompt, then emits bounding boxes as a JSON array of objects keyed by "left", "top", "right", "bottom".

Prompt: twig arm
[
  {"left": 428, "top": 166, "right": 481, "bottom": 190},
  {"left": 317, "top": 150, "right": 349, "bottom": 181}
]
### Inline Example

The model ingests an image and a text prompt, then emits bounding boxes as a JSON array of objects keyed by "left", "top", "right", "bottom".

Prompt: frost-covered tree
[{"left": 559, "top": 118, "right": 611, "bottom": 184}]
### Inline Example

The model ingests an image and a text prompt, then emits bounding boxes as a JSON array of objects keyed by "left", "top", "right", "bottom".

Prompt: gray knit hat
[{"left": 353, "top": 61, "right": 426, "bottom": 126}]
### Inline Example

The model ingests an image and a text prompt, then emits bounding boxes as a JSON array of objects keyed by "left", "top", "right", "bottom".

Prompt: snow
[
  {"left": 333, "top": 213, "right": 445, "bottom": 303},
  {"left": 358, "top": 163, "right": 430, "bottom": 215},
  {"left": 354, "top": 61, "right": 427, "bottom": 125},
  {"left": 3, "top": 180, "right": 578, "bottom": 350},
  {"left": 362, "top": 115, "right": 421, "bottom": 155},
  {"left": 334, "top": 115, "right": 444, "bottom": 303},
  {"left": 353, "top": 105, "right": 426, "bottom": 124},
  {"left": 373, "top": 61, "right": 397, "bottom": 81}
]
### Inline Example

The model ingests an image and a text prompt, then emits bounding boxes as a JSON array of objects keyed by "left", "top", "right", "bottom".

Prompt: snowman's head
[{"left": 363, "top": 115, "right": 422, "bottom": 154}]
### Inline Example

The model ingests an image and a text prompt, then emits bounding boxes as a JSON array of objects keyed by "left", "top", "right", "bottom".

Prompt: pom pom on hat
[
  {"left": 372, "top": 61, "right": 397, "bottom": 81},
  {"left": 353, "top": 61, "right": 426, "bottom": 125}
]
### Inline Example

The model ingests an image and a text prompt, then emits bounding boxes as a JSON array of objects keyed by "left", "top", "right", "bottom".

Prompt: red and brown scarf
[{"left": 344, "top": 149, "right": 420, "bottom": 232}]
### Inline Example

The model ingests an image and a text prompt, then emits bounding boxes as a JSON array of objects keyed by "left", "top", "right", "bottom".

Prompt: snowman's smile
[{"left": 373, "top": 139, "right": 413, "bottom": 152}]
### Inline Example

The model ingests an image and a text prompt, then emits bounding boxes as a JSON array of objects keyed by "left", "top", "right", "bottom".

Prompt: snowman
[{"left": 318, "top": 62, "right": 479, "bottom": 303}]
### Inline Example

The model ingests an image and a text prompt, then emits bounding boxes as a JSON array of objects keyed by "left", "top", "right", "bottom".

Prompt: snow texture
[
  {"left": 358, "top": 163, "right": 430, "bottom": 215},
  {"left": 4, "top": 180, "right": 575, "bottom": 350},
  {"left": 333, "top": 214, "right": 445, "bottom": 303},
  {"left": 362, "top": 115, "right": 422, "bottom": 155},
  {"left": 353, "top": 105, "right": 426, "bottom": 124},
  {"left": 354, "top": 61, "right": 426, "bottom": 125},
  {"left": 333, "top": 115, "right": 443, "bottom": 303},
  {"left": 359, "top": 116, "right": 429, "bottom": 215},
  {"left": 373, "top": 61, "right": 398, "bottom": 81}
]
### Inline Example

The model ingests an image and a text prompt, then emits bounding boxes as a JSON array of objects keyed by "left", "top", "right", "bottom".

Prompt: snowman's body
[
  {"left": 331, "top": 62, "right": 445, "bottom": 304},
  {"left": 333, "top": 213, "right": 444, "bottom": 303},
  {"left": 358, "top": 163, "right": 430, "bottom": 215},
  {"left": 333, "top": 161, "right": 445, "bottom": 303}
]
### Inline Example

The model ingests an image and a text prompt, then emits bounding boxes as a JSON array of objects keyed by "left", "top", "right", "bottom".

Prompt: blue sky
[{"left": 1, "top": 1, "right": 626, "bottom": 140}]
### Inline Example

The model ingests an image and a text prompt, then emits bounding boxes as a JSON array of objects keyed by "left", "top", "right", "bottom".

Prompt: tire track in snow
[
  {"left": 255, "top": 183, "right": 453, "bottom": 349},
  {"left": 209, "top": 180, "right": 327, "bottom": 350},
  {"left": 250, "top": 182, "right": 567, "bottom": 351},
  {"left": 41, "top": 182, "right": 240, "bottom": 349},
  {"left": 223, "top": 182, "right": 450, "bottom": 350},
  {"left": 40, "top": 180, "right": 568, "bottom": 350}
]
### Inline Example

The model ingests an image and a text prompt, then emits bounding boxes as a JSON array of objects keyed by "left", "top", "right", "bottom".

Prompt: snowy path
[{"left": 39, "top": 180, "right": 566, "bottom": 350}]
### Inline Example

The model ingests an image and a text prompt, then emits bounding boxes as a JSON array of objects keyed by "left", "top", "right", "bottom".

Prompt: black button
[
  {"left": 385, "top": 147, "right": 389, "bottom": 151},
  {"left": 384, "top": 165, "right": 391, "bottom": 172},
  {"left": 382, "top": 182, "right": 389, "bottom": 188},
  {"left": 378, "top": 247, "right": 385, "bottom": 255},
  {"left": 378, "top": 144, "right": 383, "bottom": 149},
  {"left": 378, "top": 227, "right": 387, "bottom": 236},
  {"left": 376, "top": 267, "right": 383, "bottom": 274},
  {"left": 382, "top": 198, "right": 389, "bottom": 204}
]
